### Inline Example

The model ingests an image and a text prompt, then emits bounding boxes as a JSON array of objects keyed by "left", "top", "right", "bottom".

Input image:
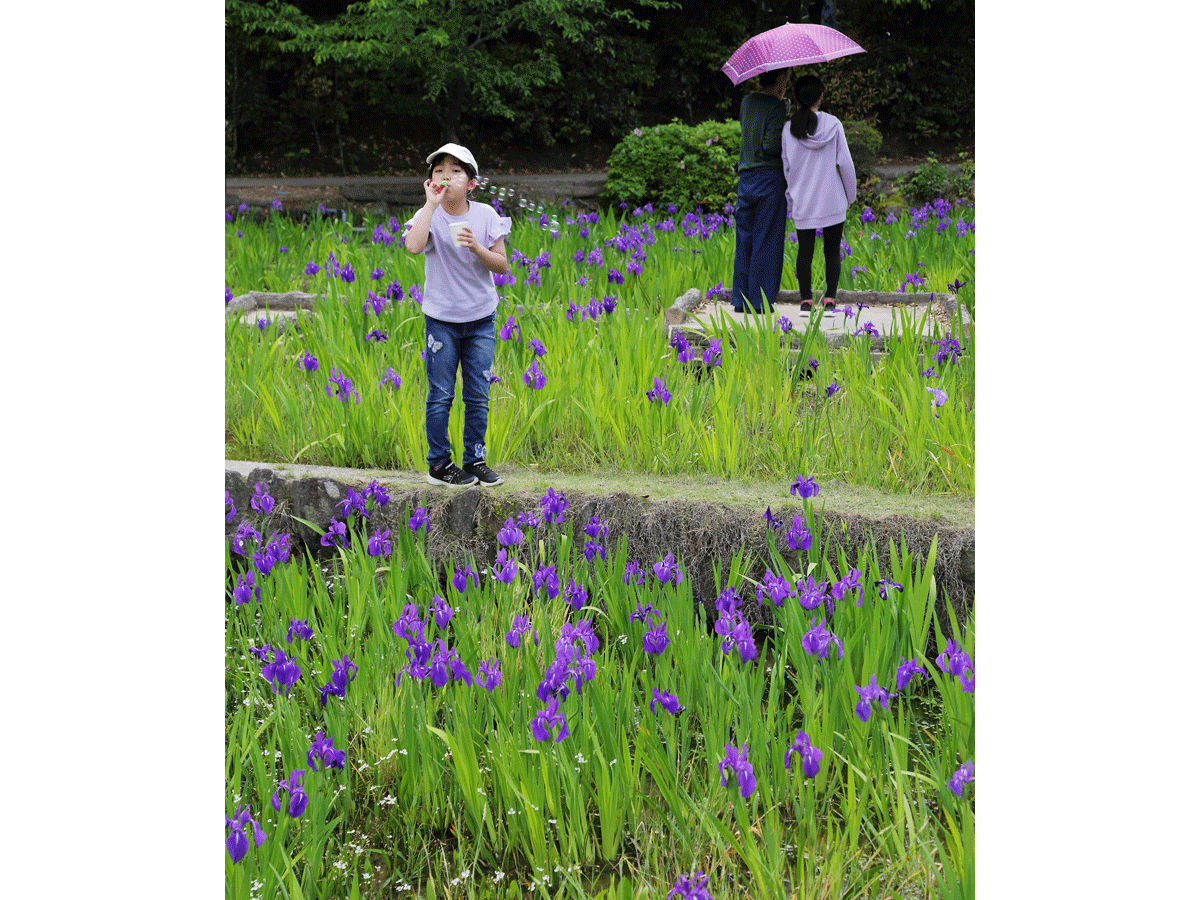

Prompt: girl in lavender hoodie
[{"left": 781, "top": 75, "right": 856, "bottom": 313}]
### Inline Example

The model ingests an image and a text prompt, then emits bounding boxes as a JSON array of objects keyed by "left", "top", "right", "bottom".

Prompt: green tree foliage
[{"left": 273, "top": 0, "right": 675, "bottom": 143}]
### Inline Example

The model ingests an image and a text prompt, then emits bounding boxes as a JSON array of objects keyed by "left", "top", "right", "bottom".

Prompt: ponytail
[{"left": 788, "top": 74, "right": 824, "bottom": 139}]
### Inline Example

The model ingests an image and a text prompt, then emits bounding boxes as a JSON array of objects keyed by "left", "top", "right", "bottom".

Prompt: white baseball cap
[{"left": 425, "top": 143, "right": 479, "bottom": 177}]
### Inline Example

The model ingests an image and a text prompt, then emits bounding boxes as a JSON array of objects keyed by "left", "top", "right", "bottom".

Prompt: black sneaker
[
  {"left": 427, "top": 461, "right": 478, "bottom": 487},
  {"left": 463, "top": 461, "right": 503, "bottom": 486}
]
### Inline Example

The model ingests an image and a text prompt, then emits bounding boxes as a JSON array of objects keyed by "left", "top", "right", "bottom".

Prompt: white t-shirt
[{"left": 404, "top": 201, "right": 512, "bottom": 323}]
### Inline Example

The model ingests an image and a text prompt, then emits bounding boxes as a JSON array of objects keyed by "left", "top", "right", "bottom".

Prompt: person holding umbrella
[
  {"left": 730, "top": 66, "right": 791, "bottom": 315},
  {"left": 721, "top": 23, "right": 865, "bottom": 315},
  {"left": 781, "top": 74, "right": 857, "bottom": 313}
]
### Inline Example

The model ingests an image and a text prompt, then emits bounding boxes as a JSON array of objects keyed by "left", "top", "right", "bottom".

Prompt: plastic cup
[{"left": 448, "top": 221, "right": 469, "bottom": 247}]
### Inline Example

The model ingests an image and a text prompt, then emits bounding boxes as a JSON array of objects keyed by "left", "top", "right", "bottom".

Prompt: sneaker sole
[{"left": 426, "top": 473, "right": 478, "bottom": 487}]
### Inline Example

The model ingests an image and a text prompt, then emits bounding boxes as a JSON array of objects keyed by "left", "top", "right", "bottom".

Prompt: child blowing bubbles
[{"left": 404, "top": 143, "right": 512, "bottom": 487}]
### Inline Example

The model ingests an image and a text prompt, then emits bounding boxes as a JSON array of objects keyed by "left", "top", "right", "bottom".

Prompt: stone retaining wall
[{"left": 226, "top": 466, "right": 974, "bottom": 651}]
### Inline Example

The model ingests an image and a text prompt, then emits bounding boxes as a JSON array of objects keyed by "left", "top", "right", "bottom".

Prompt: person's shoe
[
  {"left": 822, "top": 299, "right": 837, "bottom": 314},
  {"left": 799, "top": 300, "right": 814, "bottom": 312},
  {"left": 427, "top": 461, "right": 478, "bottom": 487},
  {"left": 463, "top": 461, "right": 503, "bottom": 487}
]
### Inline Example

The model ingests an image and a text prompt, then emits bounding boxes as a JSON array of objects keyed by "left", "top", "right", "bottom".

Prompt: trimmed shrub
[
  {"left": 843, "top": 120, "right": 881, "bottom": 180},
  {"left": 602, "top": 119, "right": 741, "bottom": 211},
  {"left": 898, "top": 156, "right": 975, "bottom": 204}
]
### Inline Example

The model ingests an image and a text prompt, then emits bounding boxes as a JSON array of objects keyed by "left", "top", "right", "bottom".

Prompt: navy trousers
[{"left": 732, "top": 168, "right": 787, "bottom": 313}]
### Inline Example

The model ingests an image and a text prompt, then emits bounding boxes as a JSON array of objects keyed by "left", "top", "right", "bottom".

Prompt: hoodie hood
[{"left": 796, "top": 111, "right": 839, "bottom": 149}]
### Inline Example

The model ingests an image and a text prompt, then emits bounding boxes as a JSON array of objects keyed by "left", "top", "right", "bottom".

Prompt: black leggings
[{"left": 795, "top": 220, "right": 845, "bottom": 302}]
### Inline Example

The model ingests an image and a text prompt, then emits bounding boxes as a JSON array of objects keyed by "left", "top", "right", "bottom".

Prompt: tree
[{"left": 278, "top": 0, "right": 675, "bottom": 144}]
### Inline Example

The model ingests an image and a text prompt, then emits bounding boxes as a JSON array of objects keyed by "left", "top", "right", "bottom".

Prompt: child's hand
[
  {"left": 454, "top": 225, "right": 477, "bottom": 250},
  {"left": 423, "top": 178, "right": 445, "bottom": 206}
]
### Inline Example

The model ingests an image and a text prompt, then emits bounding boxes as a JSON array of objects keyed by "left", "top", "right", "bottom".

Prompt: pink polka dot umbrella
[{"left": 721, "top": 23, "right": 865, "bottom": 85}]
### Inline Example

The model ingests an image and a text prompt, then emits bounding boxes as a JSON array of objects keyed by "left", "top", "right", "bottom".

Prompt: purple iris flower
[
  {"left": 718, "top": 742, "right": 757, "bottom": 799},
  {"left": 602, "top": 295, "right": 618, "bottom": 314},
  {"left": 365, "top": 480, "right": 389, "bottom": 508},
  {"left": 652, "top": 552, "right": 684, "bottom": 585},
  {"left": 927, "top": 386, "right": 949, "bottom": 415},
  {"left": 775, "top": 316, "right": 793, "bottom": 334},
  {"left": 936, "top": 640, "right": 975, "bottom": 692},
  {"left": 492, "top": 549, "right": 518, "bottom": 584},
  {"left": 366, "top": 527, "right": 392, "bottom": 557},
  {"left": 646, "top": 377, "right": 672, "bottom": 405},
  {"left": 392, "top": 604, "right": 422, "bottom": 639},
  {"left": 531, "top": 697, "right": 569, "bottom": 742},
  {"left": 505, "top": 613, "right": 537, "bottom": 649},
  {"left": 853, "top": 322, "right": 880, "bottom": 338},
  {"left": 320, "top": 517, "right": 349, "bottom": 548},
  {"left": 676, "top": 340, "right": 696, "bottom": 363},
  {"left": 233, "top": 570, "right": 260, "bottom": 606},
  {"left": 318, "top": 656, "right": 358, "bottom": 706},
  {"left": 271, "top": 769, "right": 309, "bottom": 818},
  {"left": 402, "top": 507, "right": 429, "bottom": 535},
  {"left": 340, "top": 264, "right": 356, "bottom": 284},
  {"left": 764, "top": 507, "right": 782, "bottom": 529},
  {"left": 783, "top": 729, "right": 823, "bottom": 778},
  {"left": 225, "top": 490, "right": 237, "bottom": 524},
  {"left": 935, "top": 333, "right": 962, "bottom": 365},
  {"left": 716, "top": 612, "right": 757, "bottom": 663},
  {"left": 476, "top": 657, "right": 502, "bottom": 692},
  {"left": 896, "top": 656, "right": 928, "bottom": 691},
  {"left": 666, "top": 872, "right": 715, "bottom": 900},
  {"left": 541, "top": 488, "right": 568, "bottom": 524},
  {"left": 757, "top": 569, "right": 794, "bottom": 607},
  {"left": 307, "top": 731, "right": 346, "bottom": 771},
  {"left": 790, "top": 475, "right": 819, "bottom": 499},
  {"left": 365, "top": 329, "right": 388, "bottom": 343},
  {"left": 785, "top": 515, "right": 812, "bottom": 551},
  {"left": 523, "top": 360, "right": 547, "bottom": 389},
  {"left": 874, "top": 578, "right": 904, "bottom": 600},
  {"left": 624, "top": 559, "right": 646, "bottom": 586},
  {"left": 496, "top": 517, "right": 524, "bottom": 547},
  {"left": 532, "top": 563, "right": 560, "bottom": 601},
  {"left": 325, "top": 366, "right": 360, "bottom": 403},
  {"left": 949, "top": 759, "right": 975, "bottom": 797},
  {"left": 643, "top": 621, "right": 671, "bottom": 655},
  {"left": 854, "top": 674, "right": 893, "bottom": 722},
  {"left": 607, "top": 268, "right": 624, "bottom": 285},
  {"left": 650, "top": 687, "right": 682, "bottom": 716},
  {"left": 829, "top": 568, "right": 864, "bottom": 610},
  {"left": 801, "top": 616, "right": 844, "bottom": 661},
  {"left": 860, "top": 207, "right": 876, "bottom": 223},
  {"left": 225, "top": 805, "right": 267, "bottom": 864},
  {"left": 248, "top": 643, "right": 274, "bottom": 664},
  {"left": 304, "top": 260, "right": 320, "bottom": 275},
  {"left": 298, "top": 350, "right": 319, "bottom": 372},
  {"left": 629, "top": 601, "right": 658, "bottom": 625},
  {"left": 825, "top": 381, "right": 840, "bottom": 398},
  {"left": 452, "top": 565, "right": 478, "bottom": 593},
  {"left": 261, "top": 650, "right": 302, "bottom": 695},
  {"left": 703, "top": 338, "right": 723, "bottom": 366},
  {"left": 363, "top": 292, "right": 387, "bottom": 315},
  {"left": 286, "top": 618, "right": 313, "bottom": 644},
  {"left": 584, "top": 516, "right": 608, "bottom": 540},
  {"left": 795, "top": 575, "right": 829, "bottom": 612},
  {"left": 564, "top": 579, "right": 588, "bottom": 611},
  {"left": 250, "top": 483, "right": 275, "bottom": 517},
  {"left": 527, "top": 337, "right": 547, "bottom": 357},
  {"left": 336, "top": 489, "right": 368, "bottom": 521},
  {"left": 499, "top": 315, "right": 521, "bottom": 342},
  {"left": 431, "top": 594, "right": 454, "bottom": 629},
  {"left": 583, "top": 540, "right": 606, "bottom": 562}
]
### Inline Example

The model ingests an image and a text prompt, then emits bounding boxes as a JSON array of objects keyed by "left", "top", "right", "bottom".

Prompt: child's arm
[{"left": 404, "top": 179, "right": 444, "bottom": 254}]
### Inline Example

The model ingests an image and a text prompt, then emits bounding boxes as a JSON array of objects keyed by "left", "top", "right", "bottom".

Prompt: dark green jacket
[{"left": 737, "top": 93, "right": 787, "bottom": 173}]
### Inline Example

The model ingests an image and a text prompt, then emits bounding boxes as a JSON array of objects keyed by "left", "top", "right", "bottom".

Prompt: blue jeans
[
  {"left": 732, "top": 168, "right": 787, "bottom": 312},
  {"left": 424, "top": 313, "right": 495, "bottom": 468}
]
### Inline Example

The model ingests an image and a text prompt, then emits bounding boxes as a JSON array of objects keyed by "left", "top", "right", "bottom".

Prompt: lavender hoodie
[{"left": 781, "top": 111, "right": 856, "bottom": 230}]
